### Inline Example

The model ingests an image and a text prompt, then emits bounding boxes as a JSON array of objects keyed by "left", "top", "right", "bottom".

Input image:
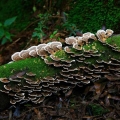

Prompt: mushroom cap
[
  {"left": 37, "top": 44, "right": 46, "bottom": 50},
  {"left": 65, "top": 36, "right": 77, "bottom": 45},
  {"left": 34, "top": 96, "right": 45, "bottom": 104},
  {"left": 4, "top": 85, "right": 11, "bottom": 91},
  {"left": 90, "top": 33, "right": 97, "bottom": 40},
  {"left": 82, "top": 32, "right": 92, "bottom": 43},
  {"left": 37, "top": 47, "right": 48, "bottom": 57},
  {"left": 36, "top": 44, "right": 47, "bottom": 56},
  {"left": 96, "top": 30, "right": 107, "bottom": 42},
  {"left": 50, "top": 54, "right": 61, "bottom": 61},
  {"left": 64, "top": 46, "right": 74, "bottom": 53},
  {"left": 11, "top": 52, "right": 22, "bottom": 61},
  {"left": 44, "top": 44, "right": 54, "bottom": 54},
  {"left": 73, "top": 43, "right": 82, "bottom": 50},
  {"left": 0, "top": 78, "right": 10, "bottom": 83},
  {"left": 77, "top": 37, "right": 83, "bottom": 45},
  {"left": 19, "top": 50, "right": 30, "bottom": 59},
  {"left": 27, "top": 46, "right": 37, "bottom": 51},
  {"left": 50, "top": 41, "right": 62, "bottom": 50},
  {"left": 106, "top": 29, "right": 114, "bottom": 37},
  {"left": 29, "top": 50, "right": 37, "bottom": 57}
]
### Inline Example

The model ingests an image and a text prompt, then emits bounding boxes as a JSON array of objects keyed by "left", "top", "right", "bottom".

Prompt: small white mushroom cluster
[
  {"left": 11, "top": 42, "right": 62, "bottom": 61},
  {"left": 11, "top": 29, "right": 114, "bottom": 61},
  {"left": 65, "top": 32, "right": 97, "bottom": 50},
  {"left": 96, "top": 29, "right": 114, "bottom": 43}
]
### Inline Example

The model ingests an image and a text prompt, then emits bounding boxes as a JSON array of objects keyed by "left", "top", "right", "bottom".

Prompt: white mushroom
[
  {"left": 44, "top": 44, "right": 54, "bottom": 54},
  {"left": 11, "top": 52, "right": 22, "bottom": 61},
  {"left": 65, "top": 36, "right": 77, "bottom": 45},
  {"left": 106, "top": 29, "right": 114, "bottom": 37},
  {"left": 82, "top": 32, "right": 92, "bottom": 44},
  {"left": 36, "top": 44, "right": 48, "bottom": 56},
  {"left": 64, "top": 46, "right": 74, "bottom": 53},
  {"left": 96, "top": 30, "right": 106, "bottom": 42},
  {"left": 19, "top": 50, "right": 30, "bottom": 59},
  {"left": 90, "top": 33, "right": 97, "bottom": 40},
  {"left": 29, "top": 50, "right": 37, "bottom": 57},
  {"left": 50, "top": 41, "right": 62, "bottom": 51},
  {"left": 27, "top": 46, "right": 37, "bottom": 51},
  {"left": 50, "top": 54, "right": 61, "bottom": 61},
  {"left": 77, "top": 37, "right": 83, "bottom": 46},
  {"left": 37, "top": 47, "right": 48, "bottom": 57},
  {"left": 73, "top": 43, "right": 82, "bottom": 50}
]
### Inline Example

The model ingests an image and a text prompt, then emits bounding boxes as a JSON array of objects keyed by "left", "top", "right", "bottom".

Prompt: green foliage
[
  {"left": 32, "top": 13, "right": 50, "bottom": 41},
  {"left": 0, "top": 16, "right": 17, "bottom": 45},
  {"left": 50, "top": 30, "right": 60, "bottom": 41},
  {"left": 68, "top": 0, "right": 120, "bottom": 33},
  {"left": 62, "top": 21, "right": 80, "bottom": 36},
  {"left": 0, "top": 0, "right": 33, "bottom": 31},
  {"left": 50, "top": 30, "right": 58, "bottom": 38}
]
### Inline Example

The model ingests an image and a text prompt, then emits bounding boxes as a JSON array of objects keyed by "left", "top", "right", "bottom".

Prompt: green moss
[
  {"left": 68, "top": 0, "right": 120, "bottom": 33},
  {"left": 54, "top": 50, "right": 72, "bottom": 60},
  {"left": 89, "top": 103, "right": 108, "bottom": 116},
  {"left": 0, "top": 57, "right": 59, "bottom": 79},
  {"left": 107, "top": 35, "right": 120, "bottom": 50}
]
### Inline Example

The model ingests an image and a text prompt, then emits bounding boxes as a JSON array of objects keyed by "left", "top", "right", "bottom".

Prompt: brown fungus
[{"left": 0, "top": 78, "right": 10, "bottom": 83}]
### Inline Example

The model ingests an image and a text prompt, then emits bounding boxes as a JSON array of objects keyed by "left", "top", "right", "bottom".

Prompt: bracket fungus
[
  {"left": 96, "top": 29, "right": 113, "bottom": 43},
  {"left": 11, "top": 52, "right": 22, "bottom": 61},
  {"left": 0, "top": 28, "right": 120, "bottom": 109}
]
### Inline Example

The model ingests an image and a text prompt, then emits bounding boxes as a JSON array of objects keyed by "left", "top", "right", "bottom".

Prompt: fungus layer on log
[{"left": 0, "top": 29, "right": 120, "bottom": 108}]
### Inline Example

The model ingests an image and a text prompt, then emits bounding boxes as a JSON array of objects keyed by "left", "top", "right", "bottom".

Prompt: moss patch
[
  {"left": 88, "top": 103, "right": 108, "bottom": 116},
  {"left": 107, "top": 35, "right": 120, "bottom": 50},
  {"left": 54, "top": 50, "right": 72, "bottom": 60},
  {"left": 0, "top": 57, "right": 59, "bottom": 79}
]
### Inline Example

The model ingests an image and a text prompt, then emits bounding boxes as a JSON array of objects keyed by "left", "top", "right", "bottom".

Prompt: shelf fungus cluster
[
  {"left": 11, "top": 42, "right": 62, "bottom": 61},
  {"left": 0, "top": 29, "right": 120, "bottom": 105}
]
